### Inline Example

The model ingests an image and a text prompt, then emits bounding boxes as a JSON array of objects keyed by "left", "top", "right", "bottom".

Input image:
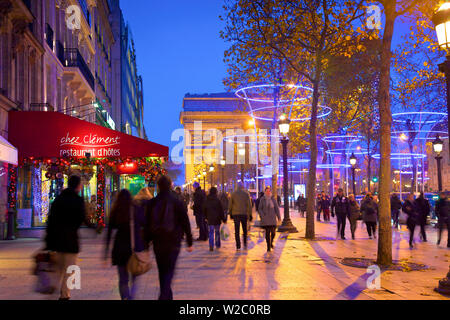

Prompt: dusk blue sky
[
  {"left": 121, "top": 0, "right": 227, "bottom": 150},
  {"left": 120, "top": 1, "right": 413, "bottom": 185}
]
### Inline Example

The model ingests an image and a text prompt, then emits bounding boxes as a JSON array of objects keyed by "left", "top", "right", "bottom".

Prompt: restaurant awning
[
  {"left": 0, "top": 135, "right": 18, "bottom": 165},
  {"left": 8, "top": 111, "right": 168, "bottom": 159}
]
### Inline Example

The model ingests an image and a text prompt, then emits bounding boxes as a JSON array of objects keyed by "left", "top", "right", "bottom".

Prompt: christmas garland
[{"left": 96, "top": 164, "right": 105, "bottom": 228}]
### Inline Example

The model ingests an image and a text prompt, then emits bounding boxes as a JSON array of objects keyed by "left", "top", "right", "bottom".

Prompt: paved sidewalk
[{"left": 0, "top": 210, "right": 449, "bottom": 300}]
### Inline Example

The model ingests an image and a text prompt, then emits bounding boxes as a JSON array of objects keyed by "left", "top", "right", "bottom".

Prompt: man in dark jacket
[
  {"left": 436, "top": 192, "right": 450, "bottom": 248},
  {"left": 390, "top": 194, "right": 402, "bottom": 229},
  {"left": 45, "top": 175, "right": 90, "bottom": 300},
  {"left": 414, "top": 192, "right": 430, "bottom": 242},
  {"left": 204, "top": 187, "right": 226, "bottom": 251},
  {"left": 192, "top": 182, "right": 208, "bottom": 241},
  {"left": 331, "top": 189, "right": 350, "bottom": 240},
  {"left": 145, "top": 175, "right": 193, "bottom": 300}
]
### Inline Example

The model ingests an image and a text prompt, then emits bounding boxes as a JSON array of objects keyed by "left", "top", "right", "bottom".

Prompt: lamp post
[
  {"left": 220, "top": 157, "right": 226, "bottom": 193},
  {"left": 433, "top": 135, "right": 444, "bottom": 192},
  {"left": 209, "top": 164, "right": 215, "bottom": 188},
  {"left": 277, "top": 114, "right": 298, "bottom": 233},
  {"left": 350, "top": 153, "right": 357, "bottom": 195},
  {"left": 238, "top": 143, "right": 245, "bottom": 186},
  {"left": 432, "top": 3, "right": 450, "bottom": 155}
]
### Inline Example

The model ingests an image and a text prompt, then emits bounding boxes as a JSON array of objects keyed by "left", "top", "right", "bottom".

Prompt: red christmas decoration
[{"left": 7, "top": 165, "right": 17, "bottom": 210}]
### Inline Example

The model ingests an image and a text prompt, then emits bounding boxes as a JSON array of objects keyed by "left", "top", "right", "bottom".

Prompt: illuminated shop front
[{"left": 8, "top": 111, "right": 168, "bottom": 229}]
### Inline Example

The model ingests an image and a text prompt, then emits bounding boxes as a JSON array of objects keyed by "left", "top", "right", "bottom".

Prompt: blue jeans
[
  {"left": 117, "top": 265, "right": 137, "bottom": 300},
  {"left": 209, "top": 225, "right": 221, "bottom": 249}
]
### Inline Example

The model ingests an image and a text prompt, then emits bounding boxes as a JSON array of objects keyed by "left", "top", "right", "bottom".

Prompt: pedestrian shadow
[
  {"left": 333, "top": 272, "right": 373, "bottom": 300},
  {"left": 308, "top": 241, "right": 371, "bottom": 300},
  {"left": 259, "top": 233, "right": 288, "bottom": 299}
]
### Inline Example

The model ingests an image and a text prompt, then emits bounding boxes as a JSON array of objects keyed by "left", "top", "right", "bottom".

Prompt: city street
[{"left": 1, "top": 210, "right": 449, "bottom": 300}]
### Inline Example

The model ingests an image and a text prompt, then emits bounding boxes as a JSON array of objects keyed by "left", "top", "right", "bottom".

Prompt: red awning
[{"left": 8, "top": 111, "right": 168, "bottom": 159}]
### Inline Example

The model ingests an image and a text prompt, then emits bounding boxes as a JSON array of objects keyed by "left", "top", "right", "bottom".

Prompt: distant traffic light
[{"left": 372, "top": 177, "right": 379, "bottom": 183}]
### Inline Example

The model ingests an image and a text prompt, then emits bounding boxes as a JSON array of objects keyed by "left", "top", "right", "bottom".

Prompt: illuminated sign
[
  {"left": 59, "top": 132, "right": 121, "bottom": 158},
  {"left": 117, "top": 162, "right": 138, "bottom": 174}
]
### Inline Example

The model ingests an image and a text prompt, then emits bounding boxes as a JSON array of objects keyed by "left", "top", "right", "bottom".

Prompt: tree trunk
[
  {"left": 377, "top": 1, "right": 396, "bottom": 266},
  {"left": 305, "top": 79, "right": 320, "bottom": 239}
]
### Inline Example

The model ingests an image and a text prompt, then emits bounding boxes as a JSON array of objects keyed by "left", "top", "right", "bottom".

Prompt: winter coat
[
  {"left": 228, "top": 189, "right": 252, "bottom": 218},
  {"left": 402, "top": 199, "right": 419, "bottom": 225},
  {"left": 348, "top": 200, "right": 361, "bottom": 221},
  {"left": 361, "top": 199, "right": 378, "bottom": 223},
  {"left": 435, "top": 197, "right": 450, "bottom": 223},
  {"left": 297, "top": 197, "right": 307, "bottom": 211},
  {"left": 390, "top": 195, "right": 402, "bottom": 213},
  {"left": 45, "top": 188, "right": 88, "bottom": 254},
  {"left": 106, "top": 198, "right": 148, "bottom": 266},
  {"left": 193, "top": 188, "right": 206, "bottom": 216},
  {"left": 203, "top": 194, "right": 225, "bottom": 226},
  {"left": 145, "top": 191, "right": 193, "bottom": 250},
  {"left": 331, "top": 195, "right": 350, "bottom": 217},
  {"left": 258, "top": 196, "right": 281, "bottom": 227},
  {"left": 414, "top": 197, "right": 430, "bottom": 225}
]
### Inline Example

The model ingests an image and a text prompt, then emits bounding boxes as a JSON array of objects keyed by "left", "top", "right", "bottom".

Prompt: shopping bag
[
  {"left": 33, "top": 251, "right": 56, "bottom": 294},
  {"left": 220, "top": 224, "right": 231, "bottom": 241}
]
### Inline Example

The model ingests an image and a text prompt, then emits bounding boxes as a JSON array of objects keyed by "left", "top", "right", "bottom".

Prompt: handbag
[{"left": 127, "top": 206, "right": 151, "bottom": 276}]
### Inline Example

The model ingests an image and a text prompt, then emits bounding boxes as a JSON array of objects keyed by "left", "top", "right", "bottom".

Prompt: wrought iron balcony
[{"left": 61, "top": 48, "right": 95, "bottom": 90}]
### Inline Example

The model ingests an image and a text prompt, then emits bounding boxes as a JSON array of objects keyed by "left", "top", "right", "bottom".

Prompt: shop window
[
  {"left": 17, "top": 166, "right": 32, "bottom": 228},
  {"left": 120, "top": 175, "right": 146, "bottom": 196}
]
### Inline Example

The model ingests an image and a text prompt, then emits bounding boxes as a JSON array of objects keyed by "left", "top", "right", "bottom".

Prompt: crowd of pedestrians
[
  {"left": 296, "top": 189, "right": 449, "bottom": 250},
  {"left": 41, "top": 173, "right": 449, "bottom": 301}
]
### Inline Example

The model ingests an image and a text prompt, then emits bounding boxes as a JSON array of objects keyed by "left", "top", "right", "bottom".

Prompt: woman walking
[
  {"left": 361, "top": 193, "right": 378, "bottom": 239},
  {"left": 204, "top": 187, "right": 226, "bottom": 251},
  {"left": 105, "top": 188, "right": 151, "bottom": 300},
  {"left": 348, "top": 194, "right": 360, "bottom": 240},
  {"left": 257, "top": 187, "right": 281, "bottom": 253}
]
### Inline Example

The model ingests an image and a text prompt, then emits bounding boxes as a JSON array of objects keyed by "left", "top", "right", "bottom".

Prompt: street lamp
[
  {"left": 220, "top": 157, "right": 226, "bottom": 193},
  {"left": 202, "top": 170, "right": 206, "bottom": 190},
  {"left": 349, "top": 153, "right": 357, "bottom": 195},
  {"left": 209, "top": 164, "right": 215, "bottom": 188},
  {"left": 433, "top": 135, "right": 444, "bottom": 192},
  {"left": 277, "top": 114, "right": 297, "bottom": 233},
  {"left": 432, "top": 2, "right": 450, "bottom": 154},
  {"left": 238, "top": 143, "right": 245, "bottom": 185}
]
